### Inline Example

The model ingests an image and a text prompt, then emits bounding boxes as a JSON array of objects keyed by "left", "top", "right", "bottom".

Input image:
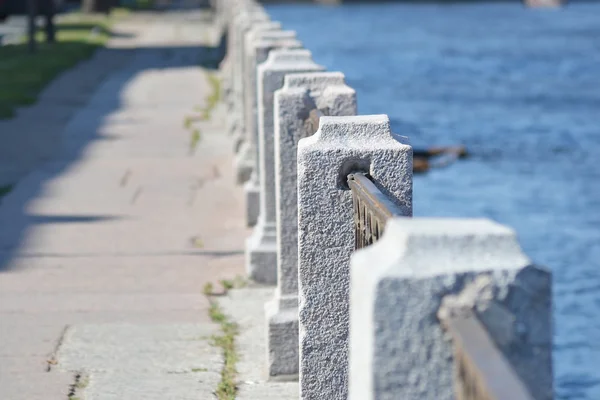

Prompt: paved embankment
[
  {"left": 218, "top": 288, "right": 298, "bottom": 400},
  {"left": 0, "top": 8, "right": 249, "bottom": 400}
]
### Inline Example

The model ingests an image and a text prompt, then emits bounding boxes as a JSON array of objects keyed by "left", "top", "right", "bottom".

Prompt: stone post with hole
[
  {"left": 246, "top": 50, "right": 325, "bottom": 285},
  {"left": 233, "top": 28, "right": 299, "bottom": 182},
  {"left": 347, "top": 217, "right": 553, "bottom": 400},
  {"left": 265, "top": 71, "right": 357, "bottom": 379},
  {"left": 297, "top": 115, "right": 413, "bottom": 399}
]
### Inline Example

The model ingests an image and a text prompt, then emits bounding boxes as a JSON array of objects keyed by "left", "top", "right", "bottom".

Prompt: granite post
[
  {"left": 297, "top": 115, "right": 413, "bottom": 399},
  {"left": 230, "top": 6, "right": 268, "bottom": 97},
  {"left": 225, "top": 7, "right": 268, "bottom": 94},
  {"left": 233, "top": 29, "right": 299, "bottom": 182},
  {"left": 265, "top": 72, "right": 357, "bottom": 378},
  {"left": 246, "top": 50, "right": 324, "bottom": 285},
  {"left": 225, "top": 9, "right": 269, "bottom": 138},
  {"left": 348, "top": 217, "right": 553, "bottom": 400},
  {"left": 218, "top": 0, "right": 249, "bottom": 101},
  {"left": 230, "top": 21, "right": 283, "bottom": 148},
  {"left": 230, "top": 9, "right": 269, "bottom": 92},
  {"left": 239, "top": 38, "right": 303, "bottom": 229}
]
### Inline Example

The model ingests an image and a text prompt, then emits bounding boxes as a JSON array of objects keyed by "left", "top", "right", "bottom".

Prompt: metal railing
[
  {"left": 303, "top": 108, "right": 324, "bottom": 138},
  {"left": 348, "top": 173, "right": 534, "bottom": 400},
  {"left": 440, "top": 311, "right": 535, "bottom": 400},
  {"left": 347, "top": 173, "right": 404, "bottom": 249}
]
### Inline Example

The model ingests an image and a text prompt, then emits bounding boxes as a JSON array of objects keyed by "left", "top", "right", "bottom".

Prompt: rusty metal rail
[
  {"left": 347, "top": 173, "right": 404, "bottom": 249},
  {"left": 440, "top": 311, "right": 535, "bottom": 400},
  {"left": 348, "top": 175, "right": 535, "bottom": 399},
  {"left": 303, "top": 108, "right": 324, "bottom": 137}
]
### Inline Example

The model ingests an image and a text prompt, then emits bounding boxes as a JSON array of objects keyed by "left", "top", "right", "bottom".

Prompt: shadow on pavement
[{"left": 0, "top": 12, "right": 228, "bottom": 272}]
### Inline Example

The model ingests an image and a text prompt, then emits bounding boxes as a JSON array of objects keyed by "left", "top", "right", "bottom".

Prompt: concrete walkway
[
  {"left": 0, "top": 8, "right": 249, "bottom": 400},
  {"left": 218, "top": 288, "right": 298, "bottom": 400}
]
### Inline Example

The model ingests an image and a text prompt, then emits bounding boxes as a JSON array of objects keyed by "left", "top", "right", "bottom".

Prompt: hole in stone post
[{"left": 338, "top": 158, "right": 371, "bottom": 190}]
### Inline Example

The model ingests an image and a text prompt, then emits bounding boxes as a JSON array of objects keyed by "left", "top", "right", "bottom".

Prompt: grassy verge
[
  {"left": 119, "top": 0, "right": 155, "bottom": 10},
  {"left": 0, "top": 10, "right": 127, "bottom": 119},
  {"left": 209, "top": 301, "right": 239, "bottom": 400},
  {"left": 204, "top": 73, "right": 222, "bottom": 118},
  {"left": 203, "top": 277, "right": 248, "bottom": 400}
]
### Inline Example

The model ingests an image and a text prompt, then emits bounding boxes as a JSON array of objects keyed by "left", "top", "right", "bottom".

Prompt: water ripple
[{"left": 268, "top": 3, "right": 600, "bottom": 399}]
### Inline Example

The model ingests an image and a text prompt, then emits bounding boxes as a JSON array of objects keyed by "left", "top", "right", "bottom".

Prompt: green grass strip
[
  {"left": 186, "top": 72, "right": 222, "bottom": 153},
  {"left": 207, "top": 298, "right": 239, "bottom": 400},
  {"left": 119, "top": 0, "right": 155, "bottom": 10},
  {"left": 203, "top": 277, "right": 248, "bottom": 400},
  {"left": 0, "top": 10, "right": 127, "bottom": 119},
  {"left": 205, "top": 72, "right": 221, "bottom": 114}
]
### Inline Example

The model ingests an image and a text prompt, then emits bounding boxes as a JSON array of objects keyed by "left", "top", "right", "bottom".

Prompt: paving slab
[
  {"left": 0, "top": 157, "right": 244, "bottom": 255},
  {"left": 58, "top": 323, "right": 221, "bottom": 373},
  {"left": 0, "top": 292, "right": 208, "bottom": 314},
  {"left": 0, "top": 36, "right": 137, "bottom": 188},
  {"left": 57, "top": 323, "right": 222, "bottom": 400},
  {"left": 218, "top": 288, "right": 299, "bottom": 400},
  {"left": 0, "top": 5, "right": 245, "bottom": 399},
  {"left": 0, "top": 321, "right": 65, "bottom": 356},
  {"left": 0, "top": 356, "right": 51, "bottom": 374},
  {"left": 0, "top": 372, "right": 73, "bottom": 400},
  {"left": 0, "top": 255, "right": 243, "bottom": 293}
]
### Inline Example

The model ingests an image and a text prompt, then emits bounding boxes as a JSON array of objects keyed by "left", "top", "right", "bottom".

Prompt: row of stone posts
[{"left": 216, "top": 1, "right": 554, "bottom": 399}]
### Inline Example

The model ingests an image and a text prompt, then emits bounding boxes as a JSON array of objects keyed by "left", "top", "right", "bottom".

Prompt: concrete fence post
[
  {"left": 297, "top": 115, "right": 413, "bottom": 400},
  {"left": 234, "top": 29, "right": 300, "bottom": 184},
  {"left": 220, "top": 0, "right": 238, "bottom": 104},
  {"left": 226, "top": 12, "right": 272, "bottom": 105},
  {"left": 246, "top": 49, "right": 324, "bottom": 285},
  {"left": 230, "top": 22, "right": 283, "bottom": 153},
  {"left": 224, "top": 5, "right": 262, "bottom": 90},
  {"left": 265, "top": 72, "right": 357, "bottom": 379},
  {"left": 224, "top": 9, "right": 269, "bottom": 138},
  {"left": 348, "top": 217, "right": 553, "bottom": 400},
  {"left": 239, "top": 36, "right": 302, "bottom": 229},
  {"left": 230, "top": 5, "right": 268, "bottom": 84}
]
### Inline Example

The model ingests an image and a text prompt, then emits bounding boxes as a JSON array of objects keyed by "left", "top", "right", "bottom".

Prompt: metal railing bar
[
  {"left": 305, "top": 108, "right": 324, "bottom": 136},
  {"left": 441, "top": 311, "right": 535, "bottom": 400},
  {"left": 347, "top": 173, "right": 404, "bottom": 221}
]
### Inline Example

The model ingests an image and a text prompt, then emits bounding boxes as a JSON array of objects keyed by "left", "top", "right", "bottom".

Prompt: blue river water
[{"left": 266, "top": 3, "right": 600, "bottom": 399}]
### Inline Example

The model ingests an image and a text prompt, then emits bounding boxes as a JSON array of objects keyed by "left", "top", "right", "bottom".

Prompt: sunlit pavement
[{"left": 0, "top": 6, "right": 249, "bottom": 399}]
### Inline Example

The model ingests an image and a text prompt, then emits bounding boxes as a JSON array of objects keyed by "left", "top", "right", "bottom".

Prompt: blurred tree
[
  {"left": 42, "top": 0, "right": 56, "bottom": 43},
  {"left": 27, "top": 0, "right": 36, "bottom": 53},
  {"left": 24, "top": 0, "right": 56, "bottom": 52},
  {"left": 82, "top": 0, "right": 113, "bottom": 13}
]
